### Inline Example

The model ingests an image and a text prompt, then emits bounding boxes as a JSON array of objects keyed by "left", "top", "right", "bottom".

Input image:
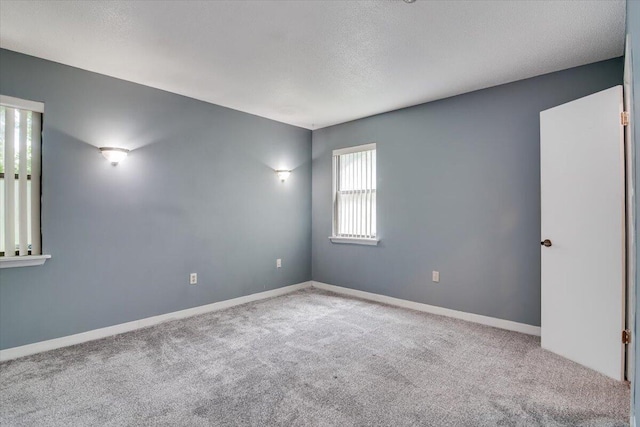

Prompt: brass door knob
[{"left": 541, "top": 239, "right": 552, "bottom": 247}]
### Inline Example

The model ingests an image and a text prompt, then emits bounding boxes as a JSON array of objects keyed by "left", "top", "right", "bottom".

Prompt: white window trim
[
  {"left": 1, "top": 95, "right": 50, "bottom": 267},
  {"left": 0, "top": 95, "right": 44, "bottom": 113},
  {"left": 0, "top": 255, "right": 51, "bottom": 269},
  {"left": 332, "top": 143, "right": 376, "bottom": 156},
  {"left": 329, "top": 236, "right": 379, "bottom": 246},
  {"left": 330, "top": 143, "right": 379, "bottom": 246}
]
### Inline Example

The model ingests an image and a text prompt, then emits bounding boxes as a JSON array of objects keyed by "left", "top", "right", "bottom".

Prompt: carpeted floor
[{"left": 0, "top": 288, "right": 630, "bottom": 426}]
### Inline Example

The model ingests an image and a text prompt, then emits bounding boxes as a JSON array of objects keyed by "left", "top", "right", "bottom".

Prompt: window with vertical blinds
[
  {"left": 0, "top": 96, "right": 43, "bottom": 258},
  {"left": 331, "top": 143, "right": 377, "bottom": 245}
]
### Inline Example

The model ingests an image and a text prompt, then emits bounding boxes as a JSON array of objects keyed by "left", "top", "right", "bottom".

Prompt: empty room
[{"left": 1, "top": 0, "right": 639, "bottom": 426}]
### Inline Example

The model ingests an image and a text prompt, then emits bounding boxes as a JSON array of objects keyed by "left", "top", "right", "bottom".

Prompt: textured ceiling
[{"left": 0, "top": 0, "right": 626, "bottom": 129}]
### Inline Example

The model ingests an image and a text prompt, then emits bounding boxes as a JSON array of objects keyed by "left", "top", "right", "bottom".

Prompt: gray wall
[
  {"left": 627, "top": 0, "right": 640, "bottom": 421},
  {"left": 0, "top": 48, "right": 626, "bottom": 350},
  {"left": 0, "top": 49, "right": 312, "bottom": 350},
  {"left": 312, "top": 58, "right": 623, "bottom": 327}
]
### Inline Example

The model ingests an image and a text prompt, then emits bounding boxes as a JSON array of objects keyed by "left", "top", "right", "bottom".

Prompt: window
[
  {"left": 0, "top": 95, "right": 48, "bottom": 267},
  {"left": 330, "top": 143, "right": 378, "bottom": 245}
]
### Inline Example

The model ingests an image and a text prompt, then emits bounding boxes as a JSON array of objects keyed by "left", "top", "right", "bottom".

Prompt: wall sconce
[
  {"left": 99, "top": 147, "right": 130, "bottom": 165},
  {"left": 275, "top": 170, "right": 291, "bottom": 182}
]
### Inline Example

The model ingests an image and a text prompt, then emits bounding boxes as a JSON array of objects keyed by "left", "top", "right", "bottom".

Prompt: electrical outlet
[
  {"left": 190, "top": 273, "right": 197, "bottom": 285},
  {"left": 432, "top": 271, "right": 440, "bottom": 283},
  {"left": 276, "top": 259, "right": 282, "bottom": 268}
]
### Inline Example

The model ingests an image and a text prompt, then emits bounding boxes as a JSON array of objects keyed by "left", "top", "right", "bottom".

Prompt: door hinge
[
  {"left": 621, "top": 111, "right": 630, "bottom": 126},
  {"left": 623, "top": 329, "right": 631, "bottom": 345}
]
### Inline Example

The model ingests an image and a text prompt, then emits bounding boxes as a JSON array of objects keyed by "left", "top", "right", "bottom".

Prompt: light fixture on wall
[
  {"left": 99, "top": 147, "right": 130, "bottom": 165},
  {"left": 275, "top": 170, "right": 291, "bottom": 182}
]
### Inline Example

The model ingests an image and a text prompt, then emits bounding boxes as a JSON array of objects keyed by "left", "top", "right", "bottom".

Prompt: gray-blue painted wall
[
  {"left": 0, "top": 49, "right": 312, "bottom": 350},
  {"left": 312, "top": 58, "right": 623, "bottom": 327},
  {"left": 627, "top": 0, "right": 640, "bottom": 421},
  {"left": 0, "top": 49, "right": 626, "bottom": 353}
]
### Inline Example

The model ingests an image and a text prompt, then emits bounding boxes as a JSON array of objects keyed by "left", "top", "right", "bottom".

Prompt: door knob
[{"left": 541, "top": 239, "right": 552, "bottom": 247}]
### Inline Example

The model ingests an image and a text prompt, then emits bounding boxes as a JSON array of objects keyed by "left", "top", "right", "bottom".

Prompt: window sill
[
  {"left": 0, "top": 255, "right": 51, "bottom": 269},
  {"left": 329, "top": 237, "right": 379, "bottom": 246}
]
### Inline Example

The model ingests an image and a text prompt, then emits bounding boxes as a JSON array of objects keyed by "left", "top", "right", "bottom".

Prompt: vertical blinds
[
  {"left": 1, "top": 106, "right": 42, "bottom": 257},
  {"left": 333, "top": 144, "right": 376, "bottom": 239}
]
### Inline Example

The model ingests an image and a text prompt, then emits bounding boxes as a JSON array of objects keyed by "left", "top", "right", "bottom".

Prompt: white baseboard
[
  {"left": 0, "top": 281, "right": 312, "bottom": 362},
  {"left": 311, "top": 281, "right": 541, "bottom": 336},
  {"left": 0, "top": 280, "right": 541, "bottom": 361}
]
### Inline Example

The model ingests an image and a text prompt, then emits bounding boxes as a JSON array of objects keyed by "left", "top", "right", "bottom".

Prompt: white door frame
[{"left": 624, "top": 34, "right": 636, "bottom": 426}]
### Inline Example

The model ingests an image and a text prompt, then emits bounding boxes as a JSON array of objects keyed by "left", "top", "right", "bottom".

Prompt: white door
[{"left": 540, "top": 86, "right": 625, "bottom": 381}]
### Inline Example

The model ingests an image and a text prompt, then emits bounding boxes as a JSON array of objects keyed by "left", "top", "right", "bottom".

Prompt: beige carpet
[{"left": 0, "top": 288, "right": 630, "bottom": 426}]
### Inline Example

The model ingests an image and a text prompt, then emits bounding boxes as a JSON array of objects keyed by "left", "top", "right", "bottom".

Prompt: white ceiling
[{"left": 0, "top": 0, "right": 626, "bottom": 130}]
